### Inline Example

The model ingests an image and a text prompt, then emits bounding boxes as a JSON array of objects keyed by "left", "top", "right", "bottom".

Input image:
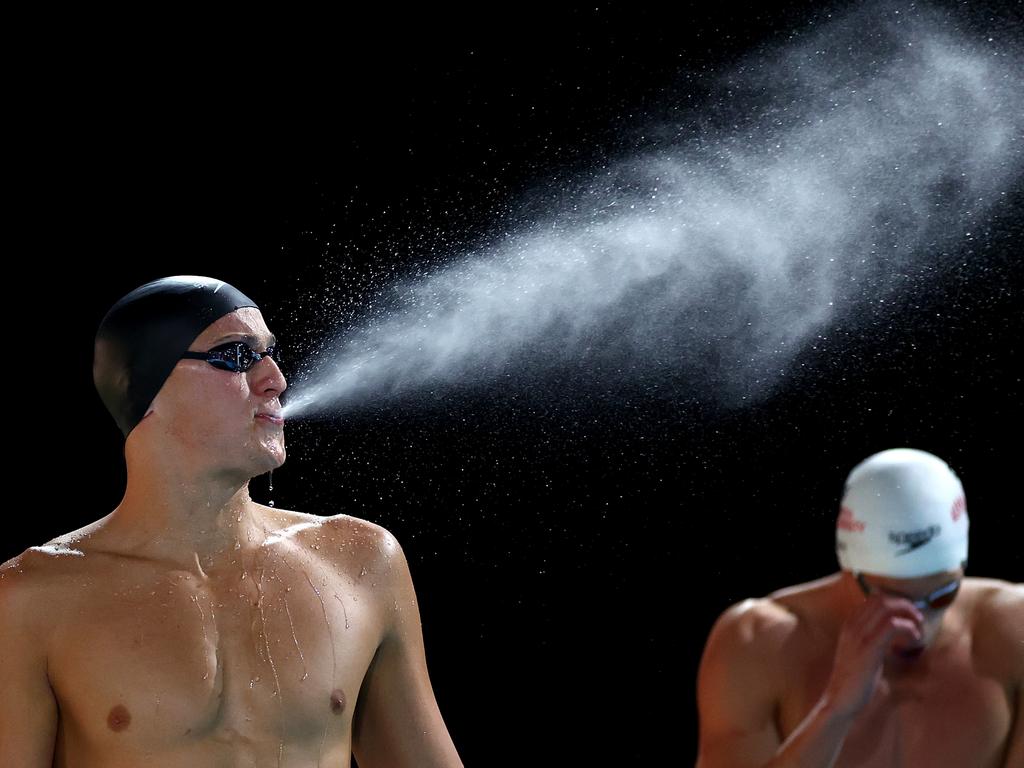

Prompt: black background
[{"left": 10, "top": 1, "right": 1023, "bottom": 764}]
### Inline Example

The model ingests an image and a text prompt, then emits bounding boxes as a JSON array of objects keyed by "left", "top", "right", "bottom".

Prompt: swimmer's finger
[
  {"left": 856, "top": 600, "right": 923, "bottom": 647},
  {"left": 867, "top": 615, "right": 922, "bottom": 653},
  {"left": 880, "top": 595, "right": 925, "bottom": 625},
  {"left": 856, "top": 594, "right": 924, "bottom": 632}
]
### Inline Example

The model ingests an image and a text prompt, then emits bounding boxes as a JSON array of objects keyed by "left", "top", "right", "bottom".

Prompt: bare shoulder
[
  {"left": 962, "top": 576, "right": 1022, "bottom": 626},
  {"left": 255, "top": 505, "right": 385, "bottom": 546},
  {"left": 697, "top": 591, "right": 804, "bottom": 759},
  {"left": 313, "top": 512, "right": 417, "bottom": 641},
  {"left": 702, "top": 574, "right": 840, "bottom": 667},
  {"left": 698, "top": 577, "right": 836, "bottom": 734},
  {"left": 724, "top": 573, "right": 842, "bottom": 641},
  {"left": 317, "top": 511, "right": 402, "bottom": 556},
  {"left": 321, "top": 511, "right": 398, "bottom": 547},
  {"left": 0, "top": 548, "right": 69, "bottom": 640},
  {"left": 294, "top": 509, "right": 408, "bottom": 581},
  {"left": 702, "top": 591, "right": 802, "bottom": 672},
  {"left": 1, "top": 515, "right": 130, "bottom": 628},
  {"left": 1, "top": 545, "right": 79, "bottom": 586},
  {"left": 0, "top": 549, "right": 36, "bottom": 588},
  {"left": 965, "top": 576, "right": 1024, "bottom": 672},
  {"left": 962, "top": 575, "right": 1023, "bottom": 604}
]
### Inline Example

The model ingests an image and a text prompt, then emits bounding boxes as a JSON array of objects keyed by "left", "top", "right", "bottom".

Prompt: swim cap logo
[
  {"left": 889, "top": 525, "right": 941, "bottom": 556},
  {"left": 837, "top": 506, "right": 866, "bottom": 532},
  {"left": 950, "top": 496, "right": 966, "bottom": 523}
]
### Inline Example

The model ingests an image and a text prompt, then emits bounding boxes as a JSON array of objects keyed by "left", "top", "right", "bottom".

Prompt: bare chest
[
  {"left": 777, "top": 641, "right": 1014, "bottom": 768},
  {"left": 46, "top": 543, "right": 383, "bottom": 763}
]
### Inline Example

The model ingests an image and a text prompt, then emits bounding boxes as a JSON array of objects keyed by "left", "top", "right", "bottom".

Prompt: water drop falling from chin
[{"left": 268, "top": 470, "right": 275, "bottom": 508}]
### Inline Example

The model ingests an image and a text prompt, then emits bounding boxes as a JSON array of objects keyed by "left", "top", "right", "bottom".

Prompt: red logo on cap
[
  {"left": 951, "top": 496, "right": 966, "bottom": 523},
  {"left": 838, "top": 506, "right": 866, "bottom": 532}
]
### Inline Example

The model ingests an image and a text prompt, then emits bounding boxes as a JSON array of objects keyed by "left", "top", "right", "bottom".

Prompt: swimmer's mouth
[
  {"left": 255, "top": 413, "right": 285, "bottom": 425},
  {"left": 893, "top": 645, "right": 926, "bottom": 660}
]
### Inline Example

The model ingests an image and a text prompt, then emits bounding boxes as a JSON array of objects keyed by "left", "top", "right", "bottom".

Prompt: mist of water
[{"left": 282, "top": 3, "right": 1023, "bottom": 419}]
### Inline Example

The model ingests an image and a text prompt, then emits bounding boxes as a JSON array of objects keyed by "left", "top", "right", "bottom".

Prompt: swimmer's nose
[{"left": 253, "top": 354, "right": 287, "bottom": 396}]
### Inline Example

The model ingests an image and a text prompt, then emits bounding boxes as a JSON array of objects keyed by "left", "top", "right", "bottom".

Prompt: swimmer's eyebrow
[{"left": 211, "top": 333, "right": 278, "bottom": 349}]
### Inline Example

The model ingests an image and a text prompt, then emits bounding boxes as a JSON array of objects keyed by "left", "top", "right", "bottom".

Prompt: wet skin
[
  {"left": 9, "top": 507, "right": 396, "bottom": 768},
  {"left": 696, "top": 572, "right": 1024, "bottom": 768},
  {"left": 0, "top": 307, "right": 462, "bottom": 767}
]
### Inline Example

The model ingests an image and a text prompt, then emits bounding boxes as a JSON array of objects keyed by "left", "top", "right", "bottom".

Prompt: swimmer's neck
[
  {"left": 98, "top": 423, "right": 285, "bottom": 573},
  {"left": 103, "top": 470, "right": 273, "bottom": 576}
]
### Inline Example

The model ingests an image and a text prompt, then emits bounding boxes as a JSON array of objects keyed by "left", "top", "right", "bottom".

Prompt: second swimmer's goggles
[
  {"left": 855, "top": 572, "right": 961, "bottom": 611},
  {"left": 181, "top": 340, "right": 282, "bottom": 373}
]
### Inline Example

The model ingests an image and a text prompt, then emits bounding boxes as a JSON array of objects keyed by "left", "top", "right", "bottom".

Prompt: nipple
[
  {"left": 330, "top": 688, "right": 347, "bottom": 714},
  {"left": 107, "top": 704, "right": 132, "bottom": 731}
]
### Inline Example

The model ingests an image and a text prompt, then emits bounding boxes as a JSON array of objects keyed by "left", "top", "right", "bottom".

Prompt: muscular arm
[
  {"left": 695, "top": 599, "right": 857, "bottom": 768},
  {"left": 351, "top": 528, "right": 464, "bottom": 768},
  {"left": 0, "top": 554, "right": 59, "bottom": 766}
]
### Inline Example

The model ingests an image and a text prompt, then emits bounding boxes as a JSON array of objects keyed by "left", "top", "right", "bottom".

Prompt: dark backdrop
[{"left": 10, "top": 2, "right": 1022, "bottom": 764}]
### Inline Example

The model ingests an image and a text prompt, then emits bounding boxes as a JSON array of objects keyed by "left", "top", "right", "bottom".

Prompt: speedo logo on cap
[{"left": 889, "top": 525, "right": 941, "bottom": 556}]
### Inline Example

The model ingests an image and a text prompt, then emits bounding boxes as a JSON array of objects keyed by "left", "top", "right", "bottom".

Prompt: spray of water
[{"left": 282, "top": 3, "right": 1023, "bottom": 420}]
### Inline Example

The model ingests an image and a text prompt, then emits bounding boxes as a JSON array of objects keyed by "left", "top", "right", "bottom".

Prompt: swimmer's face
[
  {"left": 857, "top": 568, "right": 965, "bottom": 653},
  {"left": 147, "top": 307, "right": 288, "bottom": 477}
]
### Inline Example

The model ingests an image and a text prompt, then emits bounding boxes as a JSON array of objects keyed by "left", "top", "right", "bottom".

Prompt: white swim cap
[{"left": 836, "top": 448, "right": 968, "bottom": 578}]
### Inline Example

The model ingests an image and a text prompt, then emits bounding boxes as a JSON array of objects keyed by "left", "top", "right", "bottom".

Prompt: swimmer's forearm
[{"left": 763, "top": 694, "right": 857, "bottom": 768}]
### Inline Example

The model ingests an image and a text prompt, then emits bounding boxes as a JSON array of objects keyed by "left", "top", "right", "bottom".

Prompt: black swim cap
[{"left": 94, "top": 275, "right": 259, "bottom": 438}]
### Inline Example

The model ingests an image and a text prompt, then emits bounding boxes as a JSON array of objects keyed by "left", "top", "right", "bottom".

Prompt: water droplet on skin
[
  {"left": 334, "top": 593, "right": 352, "bottom": 629},
  {"left": 282, "top": 594, "right": 308, "bottom": 682}
]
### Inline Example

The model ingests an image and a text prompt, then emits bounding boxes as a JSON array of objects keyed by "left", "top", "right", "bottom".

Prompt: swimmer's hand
[{"left": 823, "top": 593, "right": 924, "bottom": 718}]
